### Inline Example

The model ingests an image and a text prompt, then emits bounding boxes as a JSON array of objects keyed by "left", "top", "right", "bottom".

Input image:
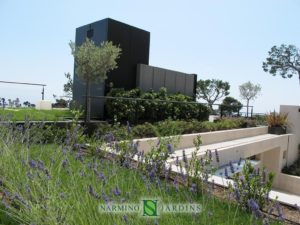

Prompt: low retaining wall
[
  {"left": 275, "top": 173, "right": 300, "bottom": 196},
  {"left": 135, "top": 126, "right": 268, "bottom": 153}
]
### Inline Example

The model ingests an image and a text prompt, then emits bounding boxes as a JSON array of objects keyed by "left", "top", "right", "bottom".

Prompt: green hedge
[
  {"left": 105, "top": 88, "right": 209, "bottom": 122},
  {"left": 95, "top": 118, "right": 256, "bottom": 139}
]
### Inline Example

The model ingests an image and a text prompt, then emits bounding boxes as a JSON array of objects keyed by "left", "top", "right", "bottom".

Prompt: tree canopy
[
  {"left": 69, "top": 38, "right": 121, "bottom": 122},
  {"left": 262, "top": 44, "right": 300, "bottom": 84},
  {"left": 219, "top": 96, "right": 242, "bottom": 116},
  {"left": 70, "top": 39, "right": 121, "bottom": 82},
  {"left": 196, "top": 79, "right": 230, "bottom": 109},
  {"left": 239, "top": 81, "right": 261, "bottom": 117}
]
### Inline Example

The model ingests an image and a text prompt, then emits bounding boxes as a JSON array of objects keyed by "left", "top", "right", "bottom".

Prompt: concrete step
[{"left": 167, "top": 133, "right": 280, "bottom": 165}]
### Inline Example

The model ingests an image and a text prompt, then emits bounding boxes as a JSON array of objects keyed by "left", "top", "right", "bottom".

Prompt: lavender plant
[
  {"left": 180, "top": 135, "right": 216, "bottom": 195},
  {"left": 0, "top": 115, "right": 288, "bottom": 225},
  {"left": 230, "top": 160, "right": 275, "bottom": 212}
]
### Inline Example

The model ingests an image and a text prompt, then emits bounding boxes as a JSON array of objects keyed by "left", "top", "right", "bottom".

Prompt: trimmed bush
[
  {"left": 132, "top": 122, "right": 158, "bottom": 138},
  {"left": 105, "top": 88, "right": 209, "bottom": 123}
]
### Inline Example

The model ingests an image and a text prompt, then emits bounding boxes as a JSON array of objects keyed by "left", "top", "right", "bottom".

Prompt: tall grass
[
  {"left": 0, "top": 120, "right": 282, "bottom": 225},
  {"left": 0, "top": 108, "right": 71, "bottom": 121}
]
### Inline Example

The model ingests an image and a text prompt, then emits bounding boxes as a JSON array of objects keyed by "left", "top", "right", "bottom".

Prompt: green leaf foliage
[
  {"left": 262, "top": 44, "right": 300, "bottom": 83},
  {"left": 69, "top": 39, "right": 122, "bottom": 82},
  {"left": 219, "top": 96, "right": 243, "bottom": 116},
  {"left": 196, "top": 79, "right": 230, "bottom": 109},
  {"left": 106, "top": 88, "right": 210, "bottom": 123}
]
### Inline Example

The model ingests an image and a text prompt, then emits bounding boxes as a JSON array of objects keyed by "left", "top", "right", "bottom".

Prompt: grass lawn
[
  {"left": 0, "top": 141, "right": 281, "bottom": 225},
  {"left": 0, "top": 108, "right": 72, "bottom": 121}
]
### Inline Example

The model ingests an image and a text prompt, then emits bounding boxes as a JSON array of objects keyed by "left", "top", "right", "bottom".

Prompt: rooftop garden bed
[{"left": 0, "top": 117, "right": 289, "bottom": 224}]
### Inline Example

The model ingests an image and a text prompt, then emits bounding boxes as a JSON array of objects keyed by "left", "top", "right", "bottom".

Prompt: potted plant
[{"left": 266, "top": 111, "right": 288, "bottom": 135}]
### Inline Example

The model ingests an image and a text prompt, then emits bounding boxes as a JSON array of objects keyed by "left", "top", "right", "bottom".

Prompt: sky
[{"left": 0, "top": 0, "right": 299, "bottom": 113}]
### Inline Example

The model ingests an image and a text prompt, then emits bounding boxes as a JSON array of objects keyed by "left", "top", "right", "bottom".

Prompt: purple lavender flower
[
  {"left": 247, "top": 199, "right": 261, "bottom": 218},
  {"left": 26, "top": 172, "right": 34, "bottom": 180},
  {"left": 29, "top": 159, "right": 37, "bottom": 169},
  {"left": 88, "top": 185, "right": 100, "bottom": 199},
  {"left": 200, "top": 157, "right": 204, "bottom": 167},
  {"left": 131, "top": 141, "right": 139, "bottom": 155},
  {"left": 102, "top": 191, "right": 109, "bottom": 203},
  {"left": 104, "top": 132, "right": 115, "bottom": 143},
  {"left": 215, "top": 149, "right": 220, "bottom": 163},
  {"left": 175, "top": 156, "right": 179, "bottom": 166},
  {"left": 224, "top": 167, "right": 229, "bottom": 178},
  {"left": 25, "top": 184, "right": 30, "bottom": 194},
  {"left": 208, "top": 150, "right": 212, "bottom": 161},
  {"left": 112, "top": 187, "right": 121, "bottom": 196},
  {"left": 95, "top": 147, "right": 100, "bottom": 155},
  {"left": 156, "top": 138, "right": 161, "bottom": 147},
  {"left": 164, "top": 166, "right": 172, "bottom": 181},
  {"left": 233, "top": 183, "right": 240, "bottom": 202},
  {"left": 94, "top": 169, "right": 107, "bottom": 185},
  {"left": 182, "top": 150, "right": 188, "bottom": 164},
  {"left": 148, "top": 165, "right": 157, "bottom": 182},
  {"left": 229, "top": 161, "right": 234, "bottom": 174},
  {"left": 173, "top": 176, "right": 179, "bottom": 191},
  {"left": 76, "top": 152, "right": 84, "bottom": 162},
  {"left": 189, "top": 183, "right": 197, "bottom": 193},
  {"left": 238, "top": 157, "right": 242, "bottom": 166},
  {"left": 275, "top": 202, "right": 284, "bottom": 221},
  {"left": 239, "top": 176, "right": 246, "bottom": 189},
  {"left": 123, "top": 214, "right": 129, "bottom": 223},
  {"left": 167, "top": 143, "right": 174, "bottom": 154},
  {"left": 62, "top": 159, "right": 68, "bottom": 168},
  {"left": 37, "top": 160, "right": 45, "bottom": 171}
]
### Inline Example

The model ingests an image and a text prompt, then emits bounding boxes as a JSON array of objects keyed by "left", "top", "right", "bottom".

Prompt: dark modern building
[{"left": 73, "top": 18, "right": 197, "bottom": 119}]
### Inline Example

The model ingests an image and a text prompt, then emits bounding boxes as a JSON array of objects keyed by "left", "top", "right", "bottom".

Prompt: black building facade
[{"left": 73, "top": 18, "right": 196, "bottom": 119}]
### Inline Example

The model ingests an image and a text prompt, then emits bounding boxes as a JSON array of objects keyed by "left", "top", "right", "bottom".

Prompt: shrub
[
  {"left": 106, "top": 88, "right": 209, "bottom": 123},
  {"left": 132, "top": 122, "right": 158, "bottom": 138},
  {"left": 155, "top": 119, "right": 185, "bottom": 136},
  {"left": 219, "top": 96, "right": 243, "bottom": 116},
  {"left": 266, "top": 111, "right": 288, "bottom": 127},
  {"left": 230, "top": 160, "right": 274, "bottom": 209}
]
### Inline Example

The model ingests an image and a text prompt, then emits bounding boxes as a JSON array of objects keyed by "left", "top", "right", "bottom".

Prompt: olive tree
[
  {"left": 239, "top": 81, "right": 261, "bottom": 117},
  {"left": 262, "top": 44, "right": 300, "bottom": 84},
  {"left": 69, "top": 38, "right": 121, "bottom": 122},
  {"left": 196, "top": 79, "right": 230, "bottom": 110}
]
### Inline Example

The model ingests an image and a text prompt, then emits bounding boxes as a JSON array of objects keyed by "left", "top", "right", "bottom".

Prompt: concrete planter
[{"left": 268, "top": 126, "right": 286, "bottom": 135}]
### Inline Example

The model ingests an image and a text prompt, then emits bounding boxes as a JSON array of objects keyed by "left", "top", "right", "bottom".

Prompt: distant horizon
[{"left": 0, "top": 0, "right": 299, "bottom": 113}]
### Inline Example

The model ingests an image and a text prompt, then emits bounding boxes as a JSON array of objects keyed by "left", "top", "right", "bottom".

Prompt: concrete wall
[
  {"left": 275, "top": 173, "right": 300, "bottom": 195},
  {"left": 136, "top": 64, "right": 196, "bottom": 97},
  {"left": 280, "top": 105, "right": 300, "bottom": 166},
  {"left": 134, "top": 126, "right": 268, "bottom": 154}
]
